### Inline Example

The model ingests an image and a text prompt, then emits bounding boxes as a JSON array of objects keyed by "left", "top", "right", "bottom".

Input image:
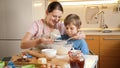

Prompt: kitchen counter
[
  {"left": 80, "top": 28, "right": 120, "bottom": 35},
  {"left": 84, "top": 31, "right": 120, "bottom": 35}
]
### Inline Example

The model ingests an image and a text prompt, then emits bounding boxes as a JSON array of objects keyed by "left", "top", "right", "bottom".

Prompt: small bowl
[{"left": 41, "top": 49, "right": 57, "bottom": 59}]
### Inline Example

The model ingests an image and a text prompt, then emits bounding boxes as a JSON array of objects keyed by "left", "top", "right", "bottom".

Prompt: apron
[{"left": 31, "top": 21, "right": 61, "bottom": 51}]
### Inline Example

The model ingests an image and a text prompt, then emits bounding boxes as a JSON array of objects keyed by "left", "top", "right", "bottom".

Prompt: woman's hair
[
  {"left": 47, "top": 1, "right": 63, "bottom": 13},
  {"left": 64, "top": 14, "right": 82, "bottom": 29}
]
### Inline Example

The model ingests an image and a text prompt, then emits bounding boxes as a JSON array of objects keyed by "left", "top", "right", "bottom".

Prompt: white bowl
[{"left": 41, "top": 49, "right": 57, "bottom": 59}]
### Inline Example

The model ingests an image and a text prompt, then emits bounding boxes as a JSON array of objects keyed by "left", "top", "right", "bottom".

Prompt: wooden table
[{"left": 9, "top": 55, "right": 98, "bottom": 68}]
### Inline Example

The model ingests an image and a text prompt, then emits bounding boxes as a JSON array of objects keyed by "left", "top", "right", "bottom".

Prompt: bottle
[{"left": 68, "top": 50, "right": 85, "bottom": 68}]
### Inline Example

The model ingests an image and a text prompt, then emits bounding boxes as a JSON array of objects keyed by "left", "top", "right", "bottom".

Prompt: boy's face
[{"left": 65, "top": 23, "right": 78, "bottom": 37}]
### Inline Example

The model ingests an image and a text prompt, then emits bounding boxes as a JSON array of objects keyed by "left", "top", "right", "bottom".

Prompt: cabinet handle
[
  {"left": 103, "top": 38, "right": 120, "bottom": 40},
  {"left": 86, "top": 38, "right": 95, "bottom": 40}
]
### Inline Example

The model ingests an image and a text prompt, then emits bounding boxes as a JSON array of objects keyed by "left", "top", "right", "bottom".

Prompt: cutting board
[{"left": 86, "top": 6, "right": 99, "bottom": 24}]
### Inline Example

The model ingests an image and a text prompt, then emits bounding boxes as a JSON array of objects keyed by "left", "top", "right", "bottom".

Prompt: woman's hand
[
  {"left": 71, "top": 32, "right": 86, "bottom": 40},
  {"left": 38, "top": 36, "right": 54, "bottom": 45}
]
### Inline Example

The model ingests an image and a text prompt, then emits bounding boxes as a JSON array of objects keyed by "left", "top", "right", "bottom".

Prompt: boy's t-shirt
[{"left": 61, "top": 35, "right": 89, "bottom": 55}]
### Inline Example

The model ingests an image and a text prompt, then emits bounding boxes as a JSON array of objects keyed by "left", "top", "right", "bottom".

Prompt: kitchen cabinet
[
  {"left": 85, "top": 35, "right": 100, "bottom": 68},
  {"left": 86, "top": 35, "right": 120, "bottom": 68},
  {"left": 0, "top": 0, "right": 46, "bottom": 39},
  {"left": 0, "top": 40, "right": 22, "bottom": 58},
  {"left": 0, "top": 0, "right": 32, "bottom": 39},
  {"left": 85, "top": 35, "right": 100, "bottom": 55},
  {"left": 0, "top": 0, "right": 46, "bottom": 58},
  {"left": 100, "top": 35, "right": 120, "bottom": 68},
  {"left": 0, "top": 0, "right": 32, "bottom": 58}
]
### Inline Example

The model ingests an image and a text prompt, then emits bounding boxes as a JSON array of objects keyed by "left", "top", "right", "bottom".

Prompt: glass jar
[{"left": 68, "top": 50, "right": 85, "bottom": 68}]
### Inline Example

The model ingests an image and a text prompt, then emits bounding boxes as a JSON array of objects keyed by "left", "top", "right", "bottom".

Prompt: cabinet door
[
  {"left": 86, "top": 35, "right": 100, "bottom": 68},
  {"left": 85, "top": 35, "right": 100, "bottom": 55},
  {"left": 0, "top": 0, "right": 32, "bottom": 39},
  {"left": 0, "top": 40, "right": 23, "bottom": 59},
  {"left": 100, "top": 35, "right": 120, "bottom": 68}
]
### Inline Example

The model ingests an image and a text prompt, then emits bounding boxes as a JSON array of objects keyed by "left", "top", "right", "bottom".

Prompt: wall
[
  {"left": 62, "top": 4, "right": 120, "bottom": 29},
  {"left": 32, "top": 0, "right": 46, "bottom": 21}
]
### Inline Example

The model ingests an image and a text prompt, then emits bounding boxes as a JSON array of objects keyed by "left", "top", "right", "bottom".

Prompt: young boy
[{"left": 61, "top": 14, "right": 89, "bottom": 55}]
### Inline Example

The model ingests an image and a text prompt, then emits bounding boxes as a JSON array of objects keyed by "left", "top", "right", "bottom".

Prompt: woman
[{"left": 21, "top": 1, "right": 85, "bottom": 50}]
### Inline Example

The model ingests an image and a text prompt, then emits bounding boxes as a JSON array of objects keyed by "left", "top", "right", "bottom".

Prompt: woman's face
[
  {"left": 46, "top": 9, "right": 63, "bottom": 28},
  {"left": 65, "top": 23, "right": 78, "bottom": 37}
]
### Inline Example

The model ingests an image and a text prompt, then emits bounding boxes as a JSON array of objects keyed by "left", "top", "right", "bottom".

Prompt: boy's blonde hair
[{"left": 64, "top": 14, "right": 81, "bottom": 29}]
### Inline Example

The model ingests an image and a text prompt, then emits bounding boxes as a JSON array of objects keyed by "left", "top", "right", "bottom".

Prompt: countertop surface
[
  {"left": 81, "top": 28, "right": 120, "bottom": 35},
  {"left": 84, "top": 31, "right": 120, "bottom": 35}
]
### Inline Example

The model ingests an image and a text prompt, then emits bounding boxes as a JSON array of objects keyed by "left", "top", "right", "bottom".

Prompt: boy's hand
[{"left": 71, "top": 32, "right": 86, "bottom": 40}]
